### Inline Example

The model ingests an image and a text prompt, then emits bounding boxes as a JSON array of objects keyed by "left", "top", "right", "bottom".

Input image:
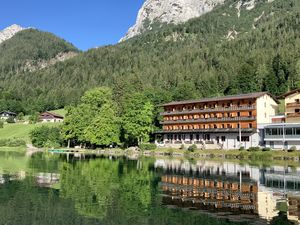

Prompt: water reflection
[
  {"left": 0, "top": 152, "right": 298, "bottom": 225},
  {"left": 155, "top": 159, "right": 300, "bottom": 224}
]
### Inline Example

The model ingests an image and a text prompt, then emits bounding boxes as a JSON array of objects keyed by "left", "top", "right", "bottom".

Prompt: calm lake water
[{"left": 0, "top": 151, "right": 299, "bottom": 225}]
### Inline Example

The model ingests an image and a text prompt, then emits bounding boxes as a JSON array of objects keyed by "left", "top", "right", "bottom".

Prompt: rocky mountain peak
[
  {"left": 120, "top": 0, "right": 226, "bottom": 41},
  {"left": 0, "top": 24, "right": 27, "bottom": 44}
]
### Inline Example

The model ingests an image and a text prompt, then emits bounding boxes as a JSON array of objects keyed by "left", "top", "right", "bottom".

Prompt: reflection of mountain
[{"left": 155, "top": 159, "right": 300, "bottom": 224}]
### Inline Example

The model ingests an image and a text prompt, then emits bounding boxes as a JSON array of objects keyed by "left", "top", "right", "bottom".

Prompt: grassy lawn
[
  {"left": 0, "top": 146, "right": 26, "bottom": 153},
  {"left": 0, "top": 122, "right": 60, "bottom": 143}
]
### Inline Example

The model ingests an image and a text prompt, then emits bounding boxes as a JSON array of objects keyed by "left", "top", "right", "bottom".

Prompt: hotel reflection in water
[{"left": 155, "top": 159, "right": 300, "bottom": 224}]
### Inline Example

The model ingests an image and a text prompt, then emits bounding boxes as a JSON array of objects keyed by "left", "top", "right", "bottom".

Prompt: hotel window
[
  {"left": 285, "top": 128, "right": 293, "bottom": 135},
  {"left": 237, "top": 136, "right": 250, "bottom": 142},
  {"left": 221, "top": 136, "right": 226, "bottom": 142},
  {"left": 249, "top": 123, "right": 252, "bottom": 128},
  {"left": 249, "top": 111, "right": 252, "bottom": 117},
  {"left": 296, "top": 128, "right": 300, "bottom": 135},
  {"left": 295, "top": 109, "right": 300, "bottom": 113},
  {"left": 296, "top": 99, "right": 300, "bottom": 103}
]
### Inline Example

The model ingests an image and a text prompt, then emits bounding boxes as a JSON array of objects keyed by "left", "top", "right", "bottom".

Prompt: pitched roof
[
  {"left": 160, "top": 92, "right": 279, "bottom": 107},
  {"left": 40, "top": 112, "right": 64, "bottom": 119},
  {"left": 0, "top": 111, "right": 17, "bottom": 116},
  {"left": 277, "top": 88, "right": 300, "bottom": 99}
]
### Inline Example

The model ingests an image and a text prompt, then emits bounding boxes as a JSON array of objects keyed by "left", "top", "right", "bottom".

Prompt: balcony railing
[
  {"left": 160, "top": 116, "right": 256, "bottom": 125},
  {"left": 160, "top": 105, "right": 256, "bottom": 116},
  {"left": 154, "top": 128, "right": 255, "bottom": 134},
  {"left": 286, "top": 102, "right": 300, "bottom": 108},
  {"left": 287, "top": 113, "right": 300, "bottom": 118},
  {"left": 265, "top": 134, "right": 300, "bottom": 140}
]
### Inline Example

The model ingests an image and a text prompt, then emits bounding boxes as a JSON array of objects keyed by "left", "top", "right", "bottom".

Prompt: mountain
[
  {"left": 0, "top": 0, "right": 299, "bottom": 114},
  {"left": 0, "top": 28, "right": 79, "bottom": 75},
  {"left": 121, "top": 0, "right": 225, "bottom": 41},
  {"left": 0, "top": 24, "right": 26, "bottom": 44}
]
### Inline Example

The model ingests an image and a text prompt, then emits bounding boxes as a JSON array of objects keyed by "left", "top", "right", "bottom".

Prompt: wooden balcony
[
  {"left": 160, "top": 116, "right": 256, "bottom": 125},
  {"left": 154, "top": 128, "right": 255, "bottom": 134},
  {"left": 160, "top": 105, "right": 256, "bottom": 116},
  {"left": 287, "top": 113, "right": 300, "bottom": 118},
  {"left": 286, "top": 102, "right": 300, "bottom": 108}
]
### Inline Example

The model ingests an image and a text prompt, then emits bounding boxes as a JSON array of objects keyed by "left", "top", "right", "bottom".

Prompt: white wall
[{"left": 256, "top": 94, "right": 278, "bottom": 124}]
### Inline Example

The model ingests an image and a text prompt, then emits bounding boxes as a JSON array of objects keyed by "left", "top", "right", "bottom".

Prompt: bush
[
  {"left": 288, "top": 146, "right": 297, "bottom": 152},
  {"left": 180, "top": 144, "right": 185, "bottom": 150},
  {"left": 139, "top": 143, "right": 157, "bottom": 151},
  {"left": 30, "top": 126, "right": 63, "bottom": 148},
  {"left": 262, "top": 147, "right": 271, "bottom": 152},
  {"left": 188, "top": 144, "right": 197, "bottom": 152},
  {"left": 239, "top": 146, "right": 245, "bottom": 151},
  {"left": 248, "top": 147, "right": 260, "bottom": 152},
  {"left": 6, "top": 117, "right": 15, "bottom": 123},
  {"left": 0, "top": 121, "right": 3, "bottom": 128},
  {"left": 0, "top": 138, "right": 26, "bottom": 147}
]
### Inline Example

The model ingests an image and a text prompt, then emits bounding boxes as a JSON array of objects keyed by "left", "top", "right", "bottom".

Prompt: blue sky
[{"left": 0, "top": 0, "right": 144, "bottom": 50}]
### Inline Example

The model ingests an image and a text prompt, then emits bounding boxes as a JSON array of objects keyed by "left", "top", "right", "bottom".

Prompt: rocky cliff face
[
  {"left": 121, "top": 0, "right": 225, "bottom": 41},
  {"left": 0, "top": 24, "right": 26, "bottom": 44}
]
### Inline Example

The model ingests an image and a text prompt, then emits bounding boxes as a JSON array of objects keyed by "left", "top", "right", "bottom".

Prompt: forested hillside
[{"left": 0, "top": 0, "right": 299, "bottom": 114}]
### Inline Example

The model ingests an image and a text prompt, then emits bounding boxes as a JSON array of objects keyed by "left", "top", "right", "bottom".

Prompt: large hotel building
[{"left": 155, "top": 92, "right": 280, "bottom": 149}]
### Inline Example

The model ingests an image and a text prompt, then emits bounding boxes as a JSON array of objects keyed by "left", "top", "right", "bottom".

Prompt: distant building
[
  {"left": 278, "top": 88, "right": 300, "bottom": 123},
  {"left": 155, "top": 92, "right": 278, "bottom": 150},
  {"left": 40, "top": 112, "right": 64, "bottom": 123},
  {"left": 0, "top": 111, "right": 17, "bottom": 121}
]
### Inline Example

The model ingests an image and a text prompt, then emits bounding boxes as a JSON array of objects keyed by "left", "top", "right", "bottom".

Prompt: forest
[{"left": 0, "top": 0, "right": 299, "bottom": 115}]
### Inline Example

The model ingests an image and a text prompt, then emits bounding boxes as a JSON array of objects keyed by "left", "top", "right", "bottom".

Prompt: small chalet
[
  {"left": 40, "top": 112, "right": 64, "bottom": 123},
  {"left": 0, "top": 111, "right": 17, "bottom": 121}
]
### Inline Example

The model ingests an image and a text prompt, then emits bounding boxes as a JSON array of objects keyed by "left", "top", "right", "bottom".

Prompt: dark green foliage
[
  {"left": 188, "top": 144, "right": 198, "bottom": 152},
  {"left": 30, "top": 126, "right": 63, "bottom": 148},
  {"left": 6, "top": 117, "right": 15, "bottom": 124},
  {"left": 0, "top": 138, "right": 26, "bottom": 147},
  {"left": 139, "top": 143, "right": 157, "bottom": 151},
  {"left": 0, "top": 121, "right": 3, "bottom": 128},
  {"left": 248, "top": 147, "right": 261, "bottom": 152},
  {"left": 262, "top": 147, "right": 272, "bottom": 152},
  {"left": 0, "top": 0, "right": 299, "bottom": 114},
  {"left": 29, "top": 112, "right": 40, "bottom": 124}
]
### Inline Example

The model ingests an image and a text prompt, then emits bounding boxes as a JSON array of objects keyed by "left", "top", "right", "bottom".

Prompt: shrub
[
  {"left": 6, "top": 117, "right": 15, "bottom": 123},
  {"left": 139, "top": 143, "right": 157, "bottom": 151},
  {"left": 0, "top": 138, "right": 26, "bottom": 147},
  {"left": 239, "top": 146, "right": 245, "bottom": 151},
  {"left": 30, "top": 126, "right": 63, "bottom": 148},
  {"left": 288, "top": 146, "right": 297, "bottom": 152},
  {"left": 180, "top": 144, "right": 185, "bottom": 150},
  {"left": 29, "top": 112, "right": 40, "bottom": 124},
  {"left": 0, "top": 120, "right": 3, "bottom": 128},
  {"left": 248, "top": 147, "right": 260, "bottom": 152},
  {"left": 188, "top": 144, "right": 197, "bottom": 152},
  {"left": 262, "top": 147, "right": 271, "bottom": 152}
]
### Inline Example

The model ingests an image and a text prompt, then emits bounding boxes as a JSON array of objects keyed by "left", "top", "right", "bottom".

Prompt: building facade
[
  {"left": 155, "top": 92, "right": 278, "bottom": 149},
  {"left": 278, "top": 88, "right": 300, "bottom": 123},
  {"left": 39, "top": 112, "right": 64, "bottom": 123},
  {"left": 0, "top": 111, "right": 16, "bottom": 121}
]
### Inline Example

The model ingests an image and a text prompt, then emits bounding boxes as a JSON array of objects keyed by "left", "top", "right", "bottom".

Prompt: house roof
[
  {"left": 0, "top": 111, "right": 17, "bottom": 116},
  {"left": 159, "top": 92, "right": 279, "bottom": 107},
  {"left": 277, "top": 88, "right": 300, "bottom": 99},
  {"left": 40, "top": 112, "right": 64, "bottom": 119}
]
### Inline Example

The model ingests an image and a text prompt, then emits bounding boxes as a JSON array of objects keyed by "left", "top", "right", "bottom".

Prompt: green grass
[
  {"left": 0, "top": 147, "right": 26, "bottom": 153},
  {"left": 0, "top": 122, "right": 60, "bottom": 143}
]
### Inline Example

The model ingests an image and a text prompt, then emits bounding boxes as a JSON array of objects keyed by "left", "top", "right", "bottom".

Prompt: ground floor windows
[{"left": 237, "top": 136, "right": 250, "bottom": 142}]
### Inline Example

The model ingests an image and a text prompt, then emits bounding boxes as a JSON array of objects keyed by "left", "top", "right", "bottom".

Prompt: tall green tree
[
  {"left": 84, "top": 103, "right": 120, "bottom": 146},
  {"left": 122, "top": 93, "right": 154, "bottom": 146}
]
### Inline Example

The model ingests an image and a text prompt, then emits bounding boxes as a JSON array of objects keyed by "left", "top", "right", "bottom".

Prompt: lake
[{"left": 0, "top": 151, "right": 299, "bottom": 225}]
